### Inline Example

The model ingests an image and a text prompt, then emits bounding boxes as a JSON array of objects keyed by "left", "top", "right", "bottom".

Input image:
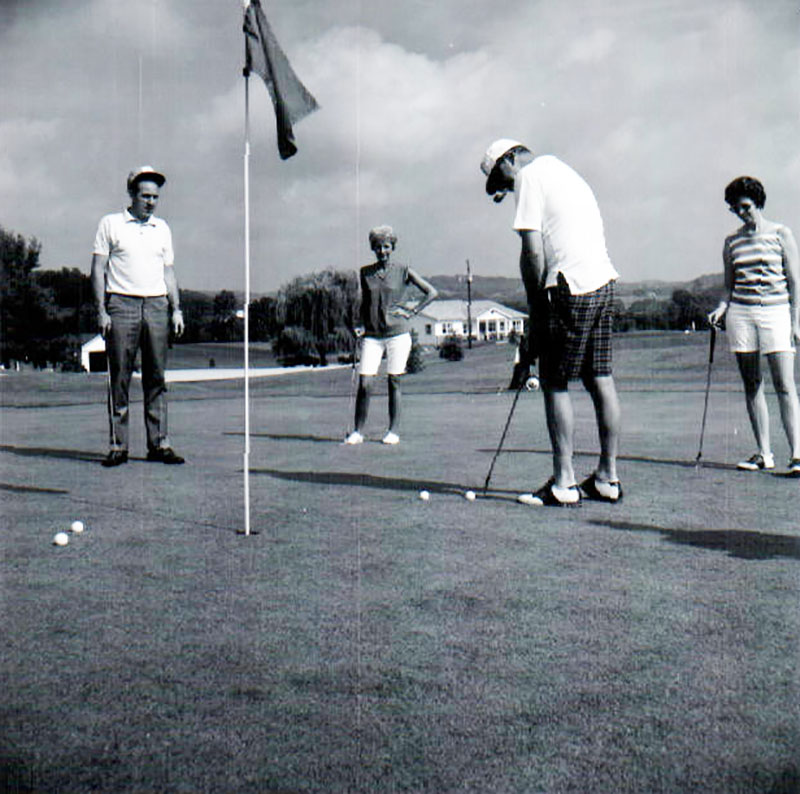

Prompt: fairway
[{"left": 2, "top": 332, "right": 799, "bottom": 793}]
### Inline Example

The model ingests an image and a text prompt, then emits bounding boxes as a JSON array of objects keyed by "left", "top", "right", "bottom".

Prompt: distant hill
[
  {"left": 427, "top": 272, "right": 724, "bottom": 308},
  {"left": 176, "top": 272, "right": 724, "bottom": 309},
  {"left": 426, "top": 275, "right": 527, "bottom": 307}
]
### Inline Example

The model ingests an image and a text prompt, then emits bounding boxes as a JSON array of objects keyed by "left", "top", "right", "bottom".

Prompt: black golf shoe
[
  {"left": 146, "top": 447, "right": 185, "bottom": 465},
  {"left": 102, "top": 450, "right": 128, "bottom": 468}
]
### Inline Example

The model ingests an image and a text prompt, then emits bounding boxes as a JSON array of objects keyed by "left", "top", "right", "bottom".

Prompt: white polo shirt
[
  {"left": 512, "top": 155, "right": 618, "bottom": 295},
  {"left": 93, "top": 209, "right": 174, "bottom": 297}
]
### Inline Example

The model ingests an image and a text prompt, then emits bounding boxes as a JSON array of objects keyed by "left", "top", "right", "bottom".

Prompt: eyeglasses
[{"left": 730, "top": 200, "right": 756, "bottom": 215}]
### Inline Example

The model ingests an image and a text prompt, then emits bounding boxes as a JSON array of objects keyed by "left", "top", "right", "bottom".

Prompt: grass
[{"left": 2, "top": 332, "right": 799, "bottom": 792}]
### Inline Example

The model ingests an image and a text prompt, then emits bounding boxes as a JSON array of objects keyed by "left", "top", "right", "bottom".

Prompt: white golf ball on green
[
  {"left": 70, "top": 520, "right": 84, "bottom": 534},
  {"left": 419, "top": 490, "right": 430, "bottom": 501},
  {"left": 53, "top": 532, "right": 69, "bottom": 546},
  {"left": 464, "top": 490, "right": 476, "bottom": 502}
]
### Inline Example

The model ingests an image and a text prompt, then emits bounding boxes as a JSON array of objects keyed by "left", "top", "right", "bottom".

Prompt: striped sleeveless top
[{"left": 726, "top": 227, "right": 788, "bottom": 306}]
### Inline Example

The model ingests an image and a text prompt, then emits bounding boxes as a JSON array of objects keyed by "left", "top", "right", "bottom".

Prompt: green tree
[
  {"left": 0, "top": 225, "right": 56, "bottom": 366},
  {"left": 210, "top": 289, "right": 241, "bottom": 342},
  {"left": 273, "top": 269, "right": 359, "bottom": 365},
  {"left": 249, "top": 295, "right": 279, "bottom": 341},
  {"left": 178, "top": 290, "right": 215, "bottom": 343},
  {"left": 439, "top": 334, "right": 464, "bottom": 361},
  {"left": 36, "top": 267, "right": 95, "bottom": 336}
]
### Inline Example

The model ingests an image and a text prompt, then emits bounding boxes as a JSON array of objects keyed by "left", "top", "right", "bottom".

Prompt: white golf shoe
[
  {"left": 382, "top": 431, "right": 400, "bottom": 445},
  {"left": 344, "top": 431, "right": 364, "bottom": 445},
  {"left": 736, "top": 453, "right": 774, "bottom": 471}
]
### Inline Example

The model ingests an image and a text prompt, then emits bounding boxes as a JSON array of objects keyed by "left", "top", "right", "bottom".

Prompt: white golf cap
[
  {"left": 480, "top": 139, "right": 524, "bottom": 177},
  {"left": 127, "top": 165, "right": 166, "bottom": 191}
]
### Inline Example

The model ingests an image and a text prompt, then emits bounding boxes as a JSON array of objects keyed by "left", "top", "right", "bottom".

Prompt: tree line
[
  {"left": 1, "top": 223, "right": 721, "bottom": 370},
  {"left": 0, "top": 224, "right": 363, "bottom": 369}
]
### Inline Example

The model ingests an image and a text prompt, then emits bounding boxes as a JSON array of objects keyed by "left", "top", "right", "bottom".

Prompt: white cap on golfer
[
  {"left": 127, "top": 165, "right": 166, "bottom": 192},
  {"left": 480, "top": 139, "right": 524, "bottom": 178}
]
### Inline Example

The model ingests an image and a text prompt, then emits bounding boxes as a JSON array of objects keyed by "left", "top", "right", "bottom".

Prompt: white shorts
[
  {"left": 359, "top": 333, "right": 412, "bottom": 376},
  {"left": 727, "top": 302, "right": 795, "bottom": 354}
]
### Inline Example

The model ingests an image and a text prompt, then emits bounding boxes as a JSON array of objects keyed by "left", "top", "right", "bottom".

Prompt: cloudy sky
[{"left": 1, "top": 0, "right": 798, "bottom": 293}]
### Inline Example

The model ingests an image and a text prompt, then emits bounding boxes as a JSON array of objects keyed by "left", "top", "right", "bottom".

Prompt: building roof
[
  {"left": 80, "top": 333, "right": 105, "bottom": 351},
  {"left": 418, "top": 299, "right": 525, "bottom": 322}
]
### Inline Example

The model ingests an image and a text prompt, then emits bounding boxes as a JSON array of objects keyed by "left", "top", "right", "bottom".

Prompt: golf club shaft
[
  {"left": 483, "top": 379, "right": 526, "bottom": 492},
  {"left": 696, "top": 326, "right": 716, "bottom": 462},
  {"left": 348, "top": 334, "right": 360, "bottom": 428}
]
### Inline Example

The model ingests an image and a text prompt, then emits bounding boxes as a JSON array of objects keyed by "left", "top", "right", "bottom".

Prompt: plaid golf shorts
[{"left": 537, "top": 274, "right": 615, "bottom": 389}]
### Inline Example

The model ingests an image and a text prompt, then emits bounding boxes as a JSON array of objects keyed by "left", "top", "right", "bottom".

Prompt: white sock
[
  {"left": 552, "top": 483, "right": 580, "bottom": 504},
  {"left": 593, "top": 479, "right": 619, "bottom": 499}
]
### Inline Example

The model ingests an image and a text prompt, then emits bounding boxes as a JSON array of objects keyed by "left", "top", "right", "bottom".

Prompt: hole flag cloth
[{"left": 243, "top": 0, "right": 319, "bottom": 159}]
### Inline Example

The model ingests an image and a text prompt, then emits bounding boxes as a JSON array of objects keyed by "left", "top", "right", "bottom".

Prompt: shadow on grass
[
  {"left": 224, "top": 431, "right": 343, "bottom": 444},
  {"left": 493, "top": 447, "right": 737, "bottom": 471},
  {"left": 0, "top": 751, "right": 35, "bottom": 793},
  {"left": 0, "top": 482, "right": 69, "bottom": 495},
  {"left": 768, "top": 764, "right": 800, "bottom": 794},
  {"left": 771, "top": 471, "right": 800, "bottom": 480},
  {"left": 250, "top": 467, "right": 518, "bottom": 498},
  {"left": 590, "top": 519, "right": 800, "bottom": 561},
  {"left": 0, "top": 444, "right": 104, "bottom": 463}
]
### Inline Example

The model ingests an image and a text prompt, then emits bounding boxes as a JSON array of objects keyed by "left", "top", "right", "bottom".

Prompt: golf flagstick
[
  {"left": 240, "top": 0, "right": 318, "bottom": 533},
  {"left": 483, "top": 378, "right": 526, "bottom": 493},
  {"left": 695, "top": 326, "right": 717, "bottom": 466},
  {"left": 241, "top": 70, "right": 253, "bottom": 535}
]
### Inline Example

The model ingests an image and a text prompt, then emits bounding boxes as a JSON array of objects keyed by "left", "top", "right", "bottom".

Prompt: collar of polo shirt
[{"left": 124, "top": 208, "right": 157, "bottom": 226}]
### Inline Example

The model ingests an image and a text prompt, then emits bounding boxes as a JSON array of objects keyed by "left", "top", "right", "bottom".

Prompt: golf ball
[
  {"left": 419, "top": 490, "right": 430, "bottom": 501},
  {"left": 53, "top": 532, "right": 69, "bottom": 546},
  {"left": 464, "top": 490, "right": 476, "bottom": 502},
  {"left": 70, "top": 520, "right": 84, "bottom": 534}
]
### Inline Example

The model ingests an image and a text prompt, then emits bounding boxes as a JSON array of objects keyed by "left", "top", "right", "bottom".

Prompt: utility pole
[{"left": 466, "top": 259, "right": 473, "bottom": 349}]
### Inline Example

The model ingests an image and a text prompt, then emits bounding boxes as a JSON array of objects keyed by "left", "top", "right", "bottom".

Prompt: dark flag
[{"left": 243, "top": 0, "right": 319, "bottom": 159}]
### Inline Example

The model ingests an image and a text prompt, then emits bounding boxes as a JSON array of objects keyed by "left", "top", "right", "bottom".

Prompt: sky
[{"left": 1, "top": 0, "right": 798, "bottom": 294}]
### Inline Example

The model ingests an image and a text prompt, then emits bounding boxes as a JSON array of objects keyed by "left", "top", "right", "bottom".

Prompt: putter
[
  {"left": 695, "top": 326, "right": 717, "bottom": 466},
  {"left": 483, "top": 377, "right": 527, "bottom": 493},
  {"left": 346, "top": 331, "right": 360, "bottom": 433}
]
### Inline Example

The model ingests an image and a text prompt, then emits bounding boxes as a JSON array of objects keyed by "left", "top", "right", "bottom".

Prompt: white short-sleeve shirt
[
  {"left": 512, "top": 155, "right": 618, "bottom": 294},
  {"left": 93, "top": 209, "right": 174, "bottom": 297}
]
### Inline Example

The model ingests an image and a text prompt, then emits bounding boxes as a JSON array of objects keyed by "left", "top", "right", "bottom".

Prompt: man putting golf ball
[{"left": 480, "top": 139, "right": 623, "bottom": 506}]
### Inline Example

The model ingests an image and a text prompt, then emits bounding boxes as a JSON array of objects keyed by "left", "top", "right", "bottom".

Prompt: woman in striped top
[{"left": 708, "top": 176, "right": 800, "bottom": 475}]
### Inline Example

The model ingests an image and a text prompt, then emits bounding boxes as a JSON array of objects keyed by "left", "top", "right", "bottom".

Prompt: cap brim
[{"left": 130, "top": 172, "right": 166, "bottom": 189}]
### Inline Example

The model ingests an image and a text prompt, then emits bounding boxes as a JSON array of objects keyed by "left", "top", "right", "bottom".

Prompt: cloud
[
  {"left": 85, "top": 0, "right": 193, "bottom": 51},
  {"left": 0, "top": 118, "right": 62, "bottom": 196},
  {"left": 560, "top": 28, "right": 617, "bottom": 66},
  {"left": 0, "top": 0, "right": 797, "bottom": 287}
]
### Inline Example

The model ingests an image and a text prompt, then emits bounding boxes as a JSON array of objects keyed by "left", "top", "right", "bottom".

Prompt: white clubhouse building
[{"left": 407, "top": 300, "right": 526, "bottom": 346}]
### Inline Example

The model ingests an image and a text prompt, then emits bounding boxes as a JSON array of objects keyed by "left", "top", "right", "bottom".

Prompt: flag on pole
[{"left": 243, "top": 0, "right": 319, "bottom": 159}]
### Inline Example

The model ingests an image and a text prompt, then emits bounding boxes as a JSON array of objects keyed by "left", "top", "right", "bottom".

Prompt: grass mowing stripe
[
  {"left": 0, "top": 482, "right": 70, "bottom": 495},
  {"left": 1, "top": 484, "right": 244, "bottom": 534}
]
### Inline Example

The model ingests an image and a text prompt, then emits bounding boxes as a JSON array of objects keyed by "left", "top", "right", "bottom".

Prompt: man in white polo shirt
[
  {"left": 91, "top": 166, "right": 185, "bottom": 467},
  {"left": 481, "top": 139, "right": 622, "bottom": 506}
]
